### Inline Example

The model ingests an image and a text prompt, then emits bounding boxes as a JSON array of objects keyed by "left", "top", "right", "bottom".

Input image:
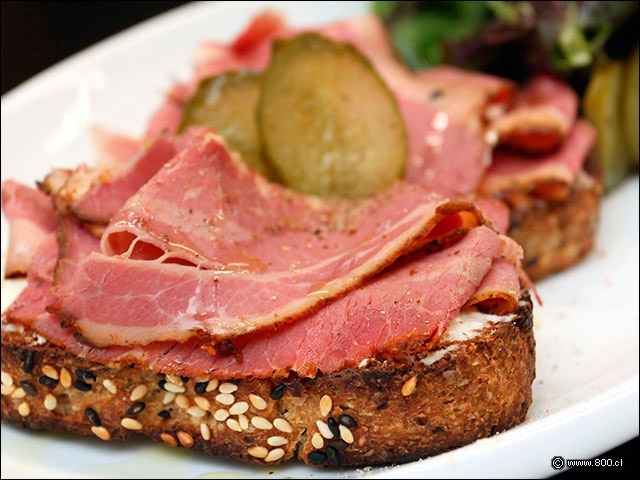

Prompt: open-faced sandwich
[{"left": 0, "top": 12, "right": 560, "bottom": 468}]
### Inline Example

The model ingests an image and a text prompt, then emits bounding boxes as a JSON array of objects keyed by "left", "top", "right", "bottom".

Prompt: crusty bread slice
[
  {"left": 507, "top": 162, "right": 603, "bottom": 281},
  {"left": 1, "top": 293, "right": 534, "bottom": 468}
]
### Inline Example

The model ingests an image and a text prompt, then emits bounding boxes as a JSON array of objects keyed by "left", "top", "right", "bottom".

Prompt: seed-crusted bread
[
  {"left": 1, "top": 293, "right": 535, "bottom": 468},
  {"left": 507, "top": 162, "right": 603, "bottom": 281}
]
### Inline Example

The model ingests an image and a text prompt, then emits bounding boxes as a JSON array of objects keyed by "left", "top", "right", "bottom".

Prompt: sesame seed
[
  {"left": 214, "top": 409, "right": 230, "bottom": 421},
  {"left": 166, "top": 374, "right": 183, "bottom": 385},
  {"left": 85, "top": 407, "right": 101, "bottom": 426},
  {"left": 60, "top": 368, "right": 72, "bottom": 388},
  {"left": 308, "top": 451, "right": 327, "bottom": 463},
  {"left": 175, "top": 394, "right": 190, "bottom": 409},
  {"left": 328, "top": 438, "right": 349, "bottom": 451},
  {"left": 39, "top": 375, "right": 59, "bottom": 387},
  {"left": 43, "top": 394, "right": 57, "bottom": 411},
  {"left": 264, "top": 448, "right": 285, "bottom": 463},
  {"left": 1, "top": 384, "right": 15, "bottom": 396},
  {"left": 251, "top": 416, "right": 273, "bottom": 430},
  {"left": 177, "top": 431, "right": 194, "bottom": 448},
  {"left": 247, "top": 446, "right": 268, "bottom": 458},
  {"left": 91, "top": 426, "right": 111, "bottom": 441},
  {"left": 326, "top": 445, "right": 340, "bottom": 467},
  {"left": 11, "top": 387, "right": 26, "bottom": 399},
  {"left": 327, "top": 417, "right": 340, "bottom": 437},
  {"left": 316, "top": 420, "right": 334, "bottom": 439},
  {"left": 75, "top": 369, "right": 96, "bottom": 384},
  {"left": 180, "top": 376, "right": 189, "bottom": 384},
  {"left": 215, "top": 393, "right": 234, "bottom": 405},
  {"left": 1, "top": 371, "right": 13, "bottom": 387},
  {"left": 319, "top": 395, "right": 332, "bottom": 417},
  {"left": 339, "top": 425, "right": 354, "bottom": 444},
  {"left": 72, "top": 380, "right": 91, "bottom": 392},
  {"left": 194, "top": 373, "right": 210, "bottom": 383},
  {"left": 249, "top": 394, "right": 267, "bottom": 410},
  {"left": 338, "top": 414, "right": 358, "bottom": 429},
  {"left": 200, "top": 423, "right": 211, "bottom": 440},
  {"left": 402, "top": 376, "right": 417, "bottom": 396},
  {"left": 42, "top": 366, "right": 58, "bottom": 380},
  {"left": 273, "top": 418, "right": 293, "bottom": 433},
  {"left": 126, "top": 402, "right": 146, "bottom": 416},
  {"left": 193, "top": 395, "right": 211, "bottom": 410},
  {"left": 226, "top": 418, "right": 242, "bottom": 432},
  {"left": 157, "top": 410, "right": 171, "bottom": 419},
  {"left": 130, "top": 384, "right": 148, "bottom": 402},
  {"left": 161, "top": 432, "right": 178, "bottom": 447},
  {"left": 121, "top": 418, "right": 142, "bottom": 430},
  {"left": 163, "top": 392, "right": 176, "bottom": 405},
  {"left": 194, "top": 382, "right": 208, "bottom": 395},
  {"left": 187, "top": 406, "right": 206, "bottom": 418},
  {"left": 270, "top": 384, "right": 286, "bottom": 400},
  {"left": 158, "top": 379, "right": 168, "bottom": 391},
  {"left": 102, "top": 379, "right": 117, "bottom": 394},
  {"left": 163, "top": 382, "right": 186, "bottom": 393},
  {"left": 18, "top": 402, "right": 30, "bottom": 416},
  {"left": 23, "top": 352, "right": 35, "bottom": 374},
  {"left": 206, "top": 379, "right": 219, "bottom": 392},
  {"left": 218, "top": 382, "right": 238, "bottom": 394},
  {"left": 267, "top": 436, "right": 288, "bottom": 447},
  {"left": 19, "top": 381, "right": 37, "bottom": 397},
  {"left": 229, "top": 401, "right": 249, "bottom": 415},
  {"left": 238, "top": 414, "right": 249, "bottom": 430},
  {"left": 311, "top": 432, "right": 324, "bottom": 449}
]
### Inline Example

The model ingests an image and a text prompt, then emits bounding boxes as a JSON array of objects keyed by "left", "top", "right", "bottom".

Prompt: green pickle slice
[
  {"left": 258, "top": 33, "right": 407, "bottom": 198},
  {"left": 180, "top": 72, "right": 275, "bottom": 178}
]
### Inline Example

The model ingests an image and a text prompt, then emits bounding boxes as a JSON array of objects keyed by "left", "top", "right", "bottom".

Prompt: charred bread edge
[
  {"left": 1, "top": 291, "right": 535, "bottom": 468},
  {"left": 508, "top": 159, "right": 603, "bottom": 281}
]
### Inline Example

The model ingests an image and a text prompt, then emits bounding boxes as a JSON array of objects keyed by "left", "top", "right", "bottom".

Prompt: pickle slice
[
  {"left": 258, "top": 33, "right": 407, "bottom": 198},
  {"left": 180, "top": 72, "right": 275, "bottom": 178},
  {"left": 622, "top": 45, "right": 639, "bottom": 166},
  {"left": 583, "top": 55, "right": 630, "bottom": 190}
]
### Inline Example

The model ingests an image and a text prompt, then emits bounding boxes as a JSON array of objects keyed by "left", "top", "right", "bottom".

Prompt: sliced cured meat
[
  {"left": 51, "top": 132, "right": 494, "bottom": 347},
  {"left": 1, "top": 180, "right": 57, "bottom": 277},
  {"left": 466, "top": 259, "right": 521, "bottom": 315},
  {"left": 155, "top": 227, "right": 522, "bottom": 378},
  {"left": 91, "top": 127, "right": 141, "bottom": 168},
  {"left": 480, "top": 120, "right": 597, "bottom": 199},
  {"left": 488, "top": 74, "right": 579, "bottom": 154}
]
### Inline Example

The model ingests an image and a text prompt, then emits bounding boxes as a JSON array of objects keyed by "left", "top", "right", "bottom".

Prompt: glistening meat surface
[{"left": 52, "top": 131, "right": 492, "bottom": 347}]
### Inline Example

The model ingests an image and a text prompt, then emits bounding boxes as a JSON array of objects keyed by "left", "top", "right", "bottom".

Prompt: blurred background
[{"left": 1, "top": 1, "right": 638, "bottom": 477}]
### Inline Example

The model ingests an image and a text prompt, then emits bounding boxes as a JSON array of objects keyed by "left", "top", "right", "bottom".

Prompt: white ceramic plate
[{"left": 1, "top": 1, "right": 638, "bottom": 478}]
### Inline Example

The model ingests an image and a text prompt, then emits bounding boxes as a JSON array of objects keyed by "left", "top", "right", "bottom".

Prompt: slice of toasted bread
[
  {"left": 507, "top": 162, "right": 603, "bottom": 281},
  {"left": 1, "top": 293, "right": 534, "bottom": 468}
]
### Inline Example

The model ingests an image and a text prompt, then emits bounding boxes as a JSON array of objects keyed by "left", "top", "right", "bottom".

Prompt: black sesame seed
[
  {"left": 328, "top": 439, "right": 349, "bottom": 451},
  {"left": 307, "top": 451, "right": 327, "bottom": 464},
  {"left": 19, "top": 381, "right": 37, "bottom": 397},
  {"left": 39, "top": 375, "right": 59, "bottom": 387},
  {"left": 338, "top": 414, "right": 358, "bottom": 429},
  {"left": 325, "top": 446, "right": 340, "bottom": 467},
  {"left": 158, "top": 379, "right": 168, "bottom": 391},
  {"left": 75, "top": 369, "right": 96, "bottom": 384},
  {"left": 157, "top": 410, "right": 171, "bottom": 419},
  {"left": 327, "top": 417, "right": 340, "bottom": 437},
  {"left": 73, "top": 380, "right": 92, "bottom": 392},
  {"left": 180, "top": 376, "right": 189, "bottom": 384},
  {"left": 23, "top": 352, "right": 35, "bottom": 374},
  {"left": 84, "top": 407, "right": 101, "bottom": 426},
  {"left": 194, "top": 381, "right": 208, "bottom": 395},
  {"left": 270, "top": 384, "right": 286, "bottom": 400},
  {"left": 127, "top": 402, "right": 146, "bottom": 415}
]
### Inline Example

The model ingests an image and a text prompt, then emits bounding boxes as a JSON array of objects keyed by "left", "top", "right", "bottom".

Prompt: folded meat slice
[
  {"left": 1, "top": 180, "right": 57, "bottom": 277},
  {"left": 152, "top": 227, "right": 523, "bottom": 378},
  {"left": 49, "top": 131, "right": 495, "bottom": 347},
  {"left": 480, "top": 120, "right": 596, "bottom": 200},
  {"left": 488, "top": 74, "right": 578, "bottom": 154}
]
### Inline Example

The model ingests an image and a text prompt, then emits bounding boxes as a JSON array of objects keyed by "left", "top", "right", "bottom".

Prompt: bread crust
[
  {"left": 507, "top": 162, "right": 603, "bottom": 280},
  {"left": 1, "top": 293, "right": 534, "bottom": 468}
]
